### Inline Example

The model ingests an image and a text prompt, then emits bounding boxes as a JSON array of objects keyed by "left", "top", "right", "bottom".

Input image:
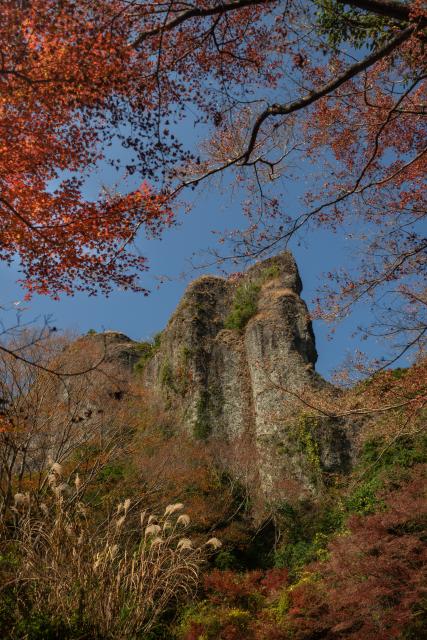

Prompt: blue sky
[
  {"left": 0, "top": 177, "right": 382, "bottom": 381},
  {"left": 0, "top": 91, "right": 404, "bottom": 382}
]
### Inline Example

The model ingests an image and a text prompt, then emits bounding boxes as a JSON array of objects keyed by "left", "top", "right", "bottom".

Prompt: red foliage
[
  {"left": 252, "top": 620, "right": 288, "bottom": 640},
  {"left": 204, "top": 568, "right": 289, "bottom": 608},
  {"left": 288, "top": 465, "right": 427, "bottom": 639},
  {"left": 185, "top": 467, "right": 426, "bottom": 638},
  {"left": 183, "top": 568, "right": 289, "bottom": 640},
  {"left": 259, "top": 568, "right": 290, "bottom": 595},
  {"left": 204, "top": 569, "right": 264, "bottom": 608},
  {"left": 220, "top": 625, "right": 246, "bottom": 640},
  {"left": 185, "top": 622, "right": 206, "bottom": 640},
  {"left": 1, "top": 1, "right": 180, "bottom": 296}
]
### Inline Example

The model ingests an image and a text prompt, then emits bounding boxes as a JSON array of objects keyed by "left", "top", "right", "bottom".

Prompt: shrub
[
  {"left": 345, "top": 432, "right": 427, "bottom": 516},
  {"left": 204, "top": 570, "right": 265, "bottom": 609},
  {"left": 287, "top": 465, "right": 427, "bottom": 640},
  {"left": 214, "top": 549, "right": 239, "bottom": 570},
  {"left": 178, "top": 568, "right": 289, "bottom": 640},
  {"left": 345, "top": 477, "right": 383, "bottom": 515},
  {"left": 275, "top": 539, "right": 319, "bottom": 576},
  {"left": 361, "top": 434, "right": 427, "bottom": 471},
  {"left": 224, "top": 281, "right": 261, "bottom": 331},
  {"left": 224, "top": 264, "right": 282, "bottom": 332},
  {"left": 134, "top": 333, "right": 162, "bottom": 373},
  {"left": 96, "top": 461, "right": 126, "bottom": 485},
  {"left": 290, "top": 413, "right": 321, "bottom": 474}
]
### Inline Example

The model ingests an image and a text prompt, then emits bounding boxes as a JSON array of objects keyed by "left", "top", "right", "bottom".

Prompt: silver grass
[
  {"left": 145, "top": 524, "right": 161, "bottom": 537},
  {"left": 50, "top": 462, "right": 63, "bottom": 476},
  {"left": 206, "top": 537, "right": 222, "bottom": 550},
  {"left": 177, "top": 538, "right": 193, "bottom": 551},
  {"left": 177, "top": 514, "right": 190, "bottom": 527},
  {"left": 164, "top": 503, "right": 184, "bottom": 516}
]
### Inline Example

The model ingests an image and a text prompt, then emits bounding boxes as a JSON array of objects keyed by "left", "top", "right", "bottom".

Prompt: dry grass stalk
[{"left": 3, "top": 481, "right": 212, "bottom": 638}]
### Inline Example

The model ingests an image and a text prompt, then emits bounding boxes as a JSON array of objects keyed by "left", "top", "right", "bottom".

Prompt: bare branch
[
  {"left": 0, "top": 340, "right": 106, "bottom": 379},
  {"left": 242, "top": 24, "right": 418, "bottom": 163},
  {"left": 338, "top": 0, "right": 411, "bottom": 21},
  {"left": 133, "top": 0, "right": 275, "bottom": 47}
]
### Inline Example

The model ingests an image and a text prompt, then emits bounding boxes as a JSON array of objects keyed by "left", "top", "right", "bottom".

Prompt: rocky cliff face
[
  {"left": 70, "top": 253, "right": 358, "bottom": 499},
  {"left": 139, "top": 252, "right": 357, "bottom": 496}
]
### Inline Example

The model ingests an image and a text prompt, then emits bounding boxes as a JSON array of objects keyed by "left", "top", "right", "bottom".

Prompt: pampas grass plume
[
  {"left": 164, "top": 503, "right": 184, "bottom": 516},
  {"left": 177, "top": 538, "right": 193, "bottom": 551},
  {"left": 14, "top": 493, "right": 30, "bottom": 507},
  {"left": 55, "top": 483, "right": 71, "bottom": 496},
  {"left": 206, "top": 537, "right": 222, "bottom": 550},
  {"left": 50, "top": 462, "right": 63, "bottom": 476},
  {"left": 151, "top": 537, "right": 163, "bottom": 546},
  {"left": 47, "top": 473, "right": 57, "bottom": 486},
  {"left": 177, "top": 514, "right": 190, "bottom": 527},
  {"left": 145, "top": 524, "right": 161, "bottom": 537}
]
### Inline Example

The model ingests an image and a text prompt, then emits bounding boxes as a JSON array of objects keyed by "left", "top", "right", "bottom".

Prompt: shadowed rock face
[{"left": 140, "top": 252, "right": 357, "bottom": 496}]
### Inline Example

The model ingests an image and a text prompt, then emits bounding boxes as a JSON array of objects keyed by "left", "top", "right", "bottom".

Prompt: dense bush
[
  {"left": 178, "top": 568, "right": 289, "bottom": 640},
  {"left": 175, "top": 425, "right": 427, "bottom": 640},
  {"left": 287, "top": 465, "right": 427, "bottom": 640},
  {"left": 175, "top": 464, "right": 426, "bottom": 640}
]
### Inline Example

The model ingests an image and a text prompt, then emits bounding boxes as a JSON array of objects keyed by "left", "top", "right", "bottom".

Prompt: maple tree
[{"left": 0, "top": 0, "right": 426, "bottom": 365}]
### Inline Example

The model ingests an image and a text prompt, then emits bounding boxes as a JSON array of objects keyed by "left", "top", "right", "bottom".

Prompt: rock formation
[
  {"left": 66, "top": 252, "right": 360, "bottom": 500},
  {"left": 139, "top": 252, "right": 357, "bottom": 496}
]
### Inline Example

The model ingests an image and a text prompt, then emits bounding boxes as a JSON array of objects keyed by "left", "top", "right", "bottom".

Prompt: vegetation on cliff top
[{"left": 224, "top": 265, "right": 281, "bottom": 332}]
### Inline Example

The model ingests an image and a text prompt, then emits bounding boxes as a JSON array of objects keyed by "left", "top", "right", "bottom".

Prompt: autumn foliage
[
  {"left": 177, "top": 462, "right": 426, "bottom": 640},
  {"left": 287, "top": 465, "right": 427, "bottom": 639},
  {"left": 0, "top": 2, "right": 426, "bottom": 637},
  {"left": 1, "top": 1, "right": 425, "bottom": 353},
  {"left": 1, "top": 1, "right": 174, "bottom": 296},
  {"left": 0, "top": 329, "right": 426, "bottom": 637}
]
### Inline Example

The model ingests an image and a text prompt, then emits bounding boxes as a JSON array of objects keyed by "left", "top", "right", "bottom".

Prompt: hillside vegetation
[{"left": 0, "top": 331, "right": 425, "bottom": 639}]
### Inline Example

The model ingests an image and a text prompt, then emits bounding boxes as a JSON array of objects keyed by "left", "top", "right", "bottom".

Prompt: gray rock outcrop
[{"left": 140, "top": 252, "right": 356, "bottom": 496}]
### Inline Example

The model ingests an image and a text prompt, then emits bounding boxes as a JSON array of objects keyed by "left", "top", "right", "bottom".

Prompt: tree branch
[
  {"left": 337, "top": 0, "right": 411, "bottom": 22},
  {"left": 0, "top": 342, "right": 107, "bottom": 378},
  {"left": 133, "top": 0, "right": 418, "bottom": 48},
  {"left": 242, "top": 23, "right": 417, "bottom": 163},
  {"left": 133, "top": 0, "right": 275, "bottom": 47},
  {"left": 264, "top": 372, "right": 427, "bottom": 420}
]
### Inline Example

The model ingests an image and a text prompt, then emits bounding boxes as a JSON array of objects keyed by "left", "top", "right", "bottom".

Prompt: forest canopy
[{"left": 0, "top": 0, "right": 425, "bottom": 367}]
